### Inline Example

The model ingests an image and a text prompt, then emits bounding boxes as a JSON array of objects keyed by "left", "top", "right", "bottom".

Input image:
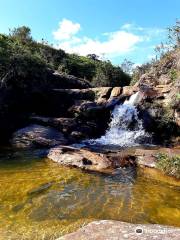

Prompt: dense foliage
[{"left": 0, "top": 26, "right": 130, "bottom": 90}]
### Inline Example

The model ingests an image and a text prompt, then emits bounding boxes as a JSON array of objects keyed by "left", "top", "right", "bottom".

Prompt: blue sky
[{"left": 0, "top": 0, "right": 180, "bottom": 65}]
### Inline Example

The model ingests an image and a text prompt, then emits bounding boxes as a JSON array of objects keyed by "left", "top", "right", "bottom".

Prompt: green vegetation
[
  {"left": 176, "top": 93, "right": 180, "bottom": 100},
  {"left": 129, "top": 19, "right": 180, "bottom": 85},
  {"left": 0, "top": 26, "right": 130, "bottom": 90},
  {"left": 131, "top": 62, "right": 152, "bottom": 85},
  {"left": 169, "top": 69, "right": 178, "bottom": 81},
  {"left": 156, "top": 153, "right": 180, "bottom": 178}
]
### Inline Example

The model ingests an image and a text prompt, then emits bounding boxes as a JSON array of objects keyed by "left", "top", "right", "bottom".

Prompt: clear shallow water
[{"left": 0, "top": 148, "right": 180, "bottom": 240}]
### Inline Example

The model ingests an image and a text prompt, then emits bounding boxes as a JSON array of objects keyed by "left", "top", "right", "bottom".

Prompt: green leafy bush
[{"left": 156, "top": 153, "right": 180, "bottom": 178}]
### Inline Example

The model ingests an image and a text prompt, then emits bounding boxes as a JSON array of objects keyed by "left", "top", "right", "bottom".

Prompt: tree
[
  {"left": 58, "top": 54, "right": 96, "bottom": 80},
  {"left": 131, "top": 62, "right": 152, "bottom": 85},
  {"left": 9, "top": 26, "right": 32, "bottom": 42},
  {"left": 167, "top": 19, "right": 180, "bottom": 48},
  {"left": 154, "top": 19, "right": 180, "bottom": 59},
  {"left": 120, "top": 59, "right": 134, "bottom": 74},
  {"left": 92, "top": 61, "right": 131, "bottom": 87},
  {"left": 87, "top": 54, "right": 100, "bottom": 61}
]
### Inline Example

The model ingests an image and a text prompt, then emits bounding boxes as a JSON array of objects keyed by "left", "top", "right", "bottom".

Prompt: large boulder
[
  {"left": 47, "top": 146, "right": 111, "bottom": 171},
  {"left": 137, "top": 83, "right": 180, "bottom": 144},
  {"left": 69, "top": 101, "right": 107, "bottom": 118},
  {"left": 57, "top": 220, "right": 180, "bottom": 240},
  {"left": 30, "top": 116, "right": 99, "bottom": 141},
  {"left": 30, "top": 116, "right": 78, "bottom": 132},
  {"left": 11, "top": 124, "right": 68, "bottom": 148},
  {"left": 50, "top": 71, "right": 91, "bottom": 89},
  {"left": 122, "top": 86, "right": 138, "bottom": 96},
  {"left": 92, "top": 87, "right": 112, "bottom": 100},
  {"left": 47, "top": 145, "right": 136, "bottom": 172}
]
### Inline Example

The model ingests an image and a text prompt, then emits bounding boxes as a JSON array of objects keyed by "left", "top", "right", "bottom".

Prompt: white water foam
[{"left": 88, "top": 92, "right": 149, "bottom": 147}]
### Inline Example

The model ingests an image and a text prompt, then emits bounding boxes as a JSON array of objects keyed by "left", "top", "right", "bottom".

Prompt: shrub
[
  {"left": 156, "top": 153, "right": 180, "bottom": 178},
  {"left": 92, "top": 61, "right": 131, "bottom": 87},
  {"left": 169, "top": 69, "right": 178, "bottom": 81}
]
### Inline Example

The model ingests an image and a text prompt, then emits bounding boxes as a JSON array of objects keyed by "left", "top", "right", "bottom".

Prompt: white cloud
[
  {"left": 53, "top": 19, "right": 143, "bottom": 59},
  {"left": 63, "top": 31, "right": 142, "bottom": 57},
  {"left": 53, "top": 19, "right": 166, "bottom": 63},
  {"left": 121, "top": 23, "right": 134, "bottom": 30},
  {"left": 53, "top": 18, "right": 81, "bottom": 40}
]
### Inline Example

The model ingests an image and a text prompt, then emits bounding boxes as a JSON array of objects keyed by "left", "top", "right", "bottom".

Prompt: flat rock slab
[
  {"left": 47, "top": 146, "right": 111, "bottom": 171},
  {"left": 47, "top": 145, "right": 136, "bottom": 172},
  {"left": 48, "top": 145, "right": 180, "bottom": 173},
  {"left": 57, "top": 220, "right": 180, "bottom": 240},
  {"left": 11, "top": 124, "right": 68, "bottom": 148}
]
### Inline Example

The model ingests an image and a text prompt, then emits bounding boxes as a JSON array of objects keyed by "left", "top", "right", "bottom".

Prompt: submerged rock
[
  {"left": 57, "top": 220, "right": 180, "bottom": 240},
  {"left": 11, "top": 124, "right": 68, "bottom": 148}
]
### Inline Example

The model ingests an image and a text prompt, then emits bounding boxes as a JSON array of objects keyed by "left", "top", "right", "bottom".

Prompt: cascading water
[{"left": 89, "top": 91, "right": 149, "bottom": 147}]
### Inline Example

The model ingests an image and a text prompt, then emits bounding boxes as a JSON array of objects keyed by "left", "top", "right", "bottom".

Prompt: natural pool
[{"left": 0, "top": 148, "right": 180, "bottom": 240}]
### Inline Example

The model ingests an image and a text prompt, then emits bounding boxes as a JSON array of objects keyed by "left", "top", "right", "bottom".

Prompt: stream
[
  {"left": 0, "top": 147, "right": 180, "bottom": 240},
  {"left": 0, "top": 92, "right": 180, "bottom": 239}
]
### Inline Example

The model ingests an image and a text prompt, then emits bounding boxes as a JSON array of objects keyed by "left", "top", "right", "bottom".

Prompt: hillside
[
  {"left": 0, "top": 26, "right": 130, "bottom": 142},
  {"left": 134, "top": 47, "right": 180, "bottom": 144}
]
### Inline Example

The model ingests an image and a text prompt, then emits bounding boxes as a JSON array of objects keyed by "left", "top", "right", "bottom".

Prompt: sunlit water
[{"left": 0, "top": 148, "right": 180, "bottom": 240}]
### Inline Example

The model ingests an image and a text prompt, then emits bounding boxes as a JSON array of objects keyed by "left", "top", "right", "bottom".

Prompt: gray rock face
[
  {"left": 51, "top": 71, "right": 91, "bottom": 89},
  {"left": 57, "top": 220, "right": 180, "bottom": 240},
  {"left": 30, "top": 116, "right": 100, "bottom": 142},
  {"left": 11, "top": 124, "right": 68, "bottom": 148}
]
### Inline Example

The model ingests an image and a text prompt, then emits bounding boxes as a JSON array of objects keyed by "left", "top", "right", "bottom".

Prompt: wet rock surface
[
  {"left": 57, "top": 220, "right": 180, "bottom": 240},
  {"left": 48, "top": 146, "right": 111, "bottom": 171},
  {"left": 47, "top": 145, "right": 136, "bottom": 172},
  {"left": 11, "top": 124, "right": 68, "bottom": 148},
  {"left": 47, "top": 144, "right": 180, "bottom": 173}
]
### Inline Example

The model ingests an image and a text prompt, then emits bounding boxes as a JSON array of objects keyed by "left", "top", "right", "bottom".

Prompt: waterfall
[{"left": 89, "top": 92, "right": 149, "bottom": 147}]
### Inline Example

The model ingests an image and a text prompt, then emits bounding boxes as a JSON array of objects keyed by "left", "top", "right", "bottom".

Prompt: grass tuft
[{"left": 156, "top": 153, "right": 180, "bottom": 179}]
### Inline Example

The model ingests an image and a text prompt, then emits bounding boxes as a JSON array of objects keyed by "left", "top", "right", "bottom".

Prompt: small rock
[{"left": 110, "top": 87, "right": 122, "bottom": 98}]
